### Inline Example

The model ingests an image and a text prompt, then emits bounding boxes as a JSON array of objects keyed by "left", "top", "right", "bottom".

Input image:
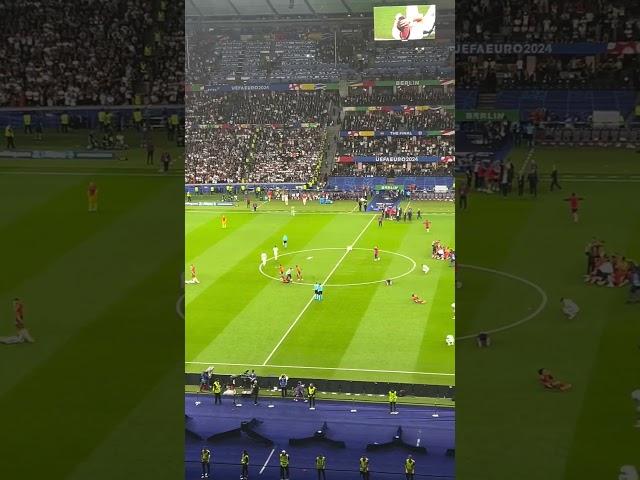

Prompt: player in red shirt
[
  {"left": 411, "top": 294, "right": 426, "bottom": 304},
  {"left": 563, "top": 193, "right": 584, "bottom": 223},
  {"left": 373, "top": 246, "right": 380, "bottom": 262},
  {"left": 295, "top": 265, "right": 303, "bottom": 281},
  {"left": 424, "top": 219, "right": 431, "bottom": 232},
  {"left": 0, "top": 298, "right": 35, "bottom": 344},
  {"left": 538, "top": 368, "right": 572, "bottom": 391},
  {"left": 87, "top": 181, "right": 98, "bottom": 212},
  {"left": 189, "top": 264, "right": 200, "bottom": 284}
]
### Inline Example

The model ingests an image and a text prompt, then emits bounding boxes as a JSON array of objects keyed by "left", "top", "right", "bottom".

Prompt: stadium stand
[{"left": 0, "top": 0, "right": 184, "bottom": 107}]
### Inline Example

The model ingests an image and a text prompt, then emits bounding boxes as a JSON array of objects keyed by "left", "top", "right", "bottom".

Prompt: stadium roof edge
[{"left": 187, "top": 0, "right": 454, "bottom": 18}]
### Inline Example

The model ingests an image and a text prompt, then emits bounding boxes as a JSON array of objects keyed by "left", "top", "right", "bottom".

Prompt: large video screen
[{"left": 373, "top": 5, "right": 436, "bottom": 41}]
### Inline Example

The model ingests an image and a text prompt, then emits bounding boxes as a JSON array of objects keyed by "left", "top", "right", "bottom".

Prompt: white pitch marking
[
  {"left": 185, "top": 361, "right": 454, "bottom": 377},
  {"left": 261, "top": 215, "right": 377, "bottom": 365},
  {"left": 455, "top": 264, "right": 548, "bottom": 340},
  {"left": 259, "top": 449, "right": 276, "bottom": 475},
  {"left": 258, "top": 247, "right": 416, "bottom": 287}
]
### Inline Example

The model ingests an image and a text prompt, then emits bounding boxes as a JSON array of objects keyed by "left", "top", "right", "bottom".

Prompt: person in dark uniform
[
  {"left": 477, "top": 332, "right": 491, "bottom": 348},
  {"left": 378, "top": 213, "right": 383, "bottom": 227},
  {"left": 416, "top": 209, "right": 422, "bottom": 220},
  {"left": 459, "top": 183, "right": 469, "bottom": 210},
  {"left": 308, "top": 383, "right": 317, "bottom": 409},
  {"left": 241, "top": 450, "right": 249, "bottom": 480},
  {"left": 316, "top": 454, "right": 327, "bottom": 479},
  {"left": 517, "top": 174, "right": 525, "bottom": 196},
  {"left": 161, "top": 151, "right": 171, "bottom": 172},
  {"left": 251, "top": 379, "right": 259, "bottom": 405},
  {"left": 550, "top": 164, "right": 561, "bottom": 191},
  {"left": 200, "top": 447, "right": 211, "bottom": 478},
  {"left": 212, "top": 379, "right": 222, "bottom": 405}
]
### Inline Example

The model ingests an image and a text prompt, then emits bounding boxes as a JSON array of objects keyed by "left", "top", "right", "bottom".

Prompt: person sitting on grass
[
  {"left": 560, "top": 298, "right": 579, "bottom": 319},
  {"left": 411, "top": 293, "right": 426, "bottom": 304},
  {"left": 538, "top": 368, "right": 572, "bottom": 391}
]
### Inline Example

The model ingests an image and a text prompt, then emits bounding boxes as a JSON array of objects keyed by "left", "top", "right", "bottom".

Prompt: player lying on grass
[
  {"left": 538, "top": 368, "right": 572, "bottom": 391},
  {"left": 411, "top": 294, "right": 426, "bottom": 304},
  {"left": 0, "top": 298, "right": 35, "bottom": 345}
]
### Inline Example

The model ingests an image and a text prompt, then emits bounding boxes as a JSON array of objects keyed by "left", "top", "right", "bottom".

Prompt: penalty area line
[{"left": 261, "top": 214, "right": 377, "bottom": 366}]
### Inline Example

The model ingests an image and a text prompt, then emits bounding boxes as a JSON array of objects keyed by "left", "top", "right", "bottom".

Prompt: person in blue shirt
[
  {"left": 282, "top": 234, "right": 288, "bottom": 249},
  {"left": 313, "top": 283, "right": 320, "bottom": 300},
  {"left": 318, "top": 283, "right": 324, "bottom": 301}
]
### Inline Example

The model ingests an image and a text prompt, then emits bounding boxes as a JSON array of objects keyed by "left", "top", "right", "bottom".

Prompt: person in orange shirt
[
  {"left": 0, "top": 298, "right": 35, "bottom": 344},
  {"left": 295, "top": 264, "right": 303, "bottom": 281},
  {"left": 278, "top": 264, "right": 285, "bottom": 276},
  {"left": 411, "top": 294, "right": 426, "bottom": 304},
  {"left": 538, "top": 368, "right": 572, "bottom": 391},
  {"left": 87, "top": 181, "right": 98, "bottom": 212},
  {"left": 189, "top": 264, "right": 200, "bottom": 284},
  {"left": 221, "top": 215, "right": 228, "bottom": 229}
]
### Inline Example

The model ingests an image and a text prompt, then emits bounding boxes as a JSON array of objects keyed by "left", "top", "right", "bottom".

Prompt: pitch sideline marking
[
  {"left": 262, "top": 215, "right": 377, "bottom": 365},
  {"left": 456, "top": 263, "right": 548, "bottom": 340},
  {"left": 185, "top": 361, "right": 454, "bottom": 377},
  {"left": 258, "top": 247, "right": 417, "bottom": 287},
  {"left": 259, "top": 449, "right": 276, "bottom": 475}
]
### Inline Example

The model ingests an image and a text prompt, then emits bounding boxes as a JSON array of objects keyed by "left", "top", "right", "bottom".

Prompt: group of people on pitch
[
  {"left": 431, "top": 240, "right": 454, "bottom": 261},
  {"left": 584, "top": 238, "right": 640, "bottom": 296}
]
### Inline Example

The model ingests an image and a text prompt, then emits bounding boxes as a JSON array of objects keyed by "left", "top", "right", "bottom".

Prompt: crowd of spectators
[
  {"left": 458, "top": 53, "right": 640, "bottom": 90},
  {"left": 0, "top": 0, "right": 184, "bottom": 107},
  {"left": 332, "top": 161, "right": 454, "bottom": 177},
  {"left": 457, "top": 0, "right": 640, "bottom": 42},
  {"left": 337, "top": 136, "right": 454, "bottom": 157},
  {"left": 186, "top": 22, "right": 452, "bottom": 84},
  {"left": 342, "top": 109, "right": 454, "bottom": 131},
  {"left": 187, "top": 91, "right": 336, "bottom": 125},
  {"left": 343, "top": 87, "right": 454, "bottom": 106}
]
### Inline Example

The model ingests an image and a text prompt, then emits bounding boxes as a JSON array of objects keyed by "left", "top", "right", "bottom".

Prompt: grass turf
[
  {"left": 186, "top": 198, "right": 455, "bottom": 386},
  {"left": 0, "top": 129, "right": 184, "bottom": 479},
  {"left": 456, "top": 146, "right": 640, "bottom": 479}
]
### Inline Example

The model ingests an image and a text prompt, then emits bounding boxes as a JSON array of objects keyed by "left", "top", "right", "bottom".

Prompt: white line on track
[
  {"left": 185, "top": 361, "right": 454, "bottom": 377},
  {"left": 259, "top": 449, "right": 276, "bottom": 475},
  {"left": 261, "top": 214, "right": 377, "bottom": 365}
]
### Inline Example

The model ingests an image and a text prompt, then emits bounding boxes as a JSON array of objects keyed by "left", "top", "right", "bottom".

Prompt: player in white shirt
[
  {"left": 619, "top": 465, "right": 639, "bottom": 480},
  {"left": 560, "top": 298, "right": 579, "bottom": 319},
  {"left": 273, "top": 245, "right": 279, "bottom": 261},
  {"left": 391, "top": 5, "right": 436, "bottom": 41},
  {"left": 260, "top": 252, "right": 268, "bottom": 268},
  {"left": 445, "top": 334, "right": 455, "bottom": 346}
]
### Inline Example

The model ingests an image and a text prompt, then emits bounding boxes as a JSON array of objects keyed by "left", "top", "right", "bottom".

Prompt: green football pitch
[
  {"left": 456, "top": 146, "right": 640, "bottom": 480},
  {"left": 0, "top": 129, "right": 184, "bottom": 479},
  {"left": 185, "top": 198, "right": 455, "bottom": 386}
]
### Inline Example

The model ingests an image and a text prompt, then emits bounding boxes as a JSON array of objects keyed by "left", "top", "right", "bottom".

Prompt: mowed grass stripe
[
  {"left": 186, "top": 213, "right": 342, "bottom": 361},
  {"left": 187, "top": 214, "right": 376, "bottom": 364},
  {"left": 0, "top": 176, "right": 169, "bottom": 297},
  {"left": 186, "top": 212, "right": 254, "bottom": 260},
  {"left": 0, "top": 179, "right": 182, "bottom": 397},
  {"left": 268, "top": 216, "right": 411, "bottom": 369},
  {"left": 0, "top": 257, "right": 182, "bottom": 478},
  {"left": 0, "top": 175, "right": 80, "bottom": 228}
]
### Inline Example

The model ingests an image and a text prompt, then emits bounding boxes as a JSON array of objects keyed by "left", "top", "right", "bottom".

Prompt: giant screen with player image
[{"left": 373, "top": 5, "right": 436, "bottom": 41}]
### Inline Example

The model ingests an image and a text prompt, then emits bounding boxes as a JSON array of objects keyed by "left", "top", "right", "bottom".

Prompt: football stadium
[
  {"left": 184, "top": 1, "right": 455, "bottom": 478},
  {"left": 0, "top": 1, "right": 185, "bottom": 478},
  {"left": 456, "top": 1, "right": 640, "bottom": 477}
]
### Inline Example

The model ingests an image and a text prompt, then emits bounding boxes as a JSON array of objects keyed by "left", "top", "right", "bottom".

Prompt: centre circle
[
  {"left": 258, "top": 247, "right": 417, "bottom": 287},
  {"left": 455, "top": 264, "right": 548, "bottom": 340}
]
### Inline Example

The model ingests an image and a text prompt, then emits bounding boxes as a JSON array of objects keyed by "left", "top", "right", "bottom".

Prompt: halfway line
[{"left": 261, "top": 214, "right": 377, "bottom": 365}]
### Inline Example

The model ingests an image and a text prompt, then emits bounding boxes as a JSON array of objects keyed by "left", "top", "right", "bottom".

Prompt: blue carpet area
[{"left": 185, "top": 394, "right": 454, "bottom": 479}]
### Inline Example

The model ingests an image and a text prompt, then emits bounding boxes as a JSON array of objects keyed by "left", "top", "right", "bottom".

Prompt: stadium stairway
[
  {"left": 477, "top": 93, "right": 497, "bottom": 109},
  {"left": 322, "top": 125, "right": 341, "bottom": 179}
]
